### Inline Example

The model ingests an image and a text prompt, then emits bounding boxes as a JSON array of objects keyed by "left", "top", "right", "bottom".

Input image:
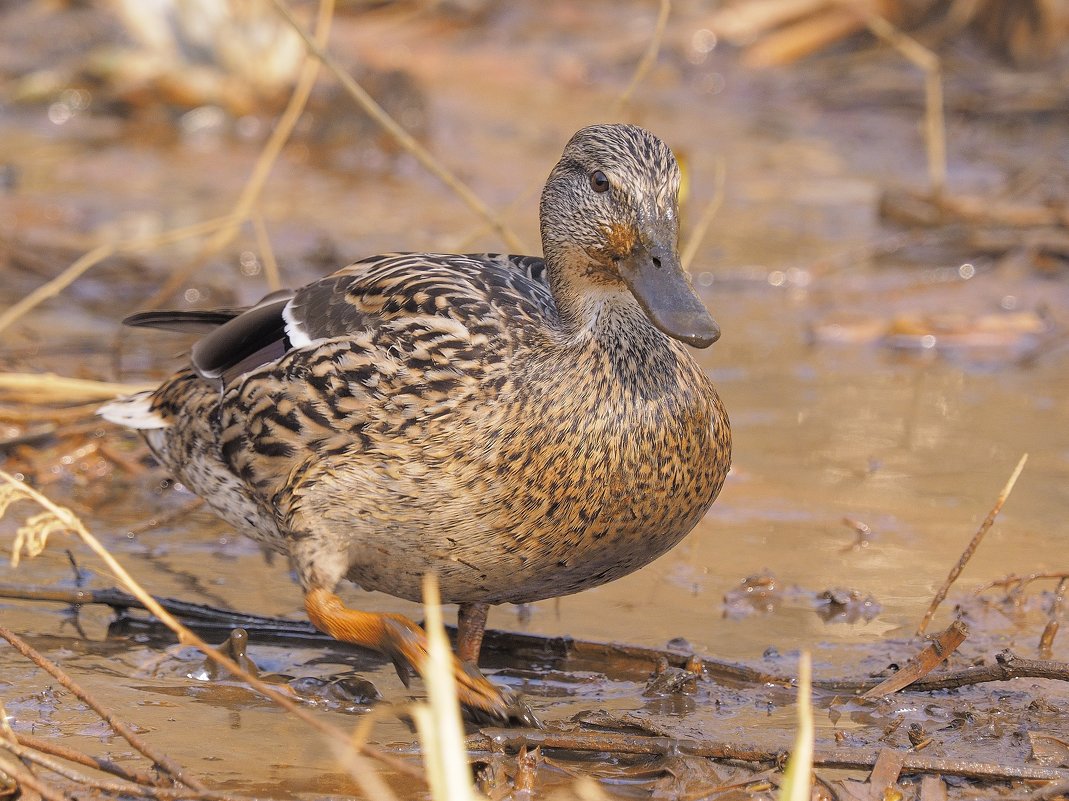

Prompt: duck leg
[
  {"left": 304, "top": 588, "right": 509, "bottom": 720},
  {"left": 456, "top": 601, "right": 490, "bottom": 664}
]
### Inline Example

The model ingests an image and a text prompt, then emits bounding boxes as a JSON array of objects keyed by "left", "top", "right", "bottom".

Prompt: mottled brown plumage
[{"left": 101, "top": 124, "right": 732, "bottom": 721}]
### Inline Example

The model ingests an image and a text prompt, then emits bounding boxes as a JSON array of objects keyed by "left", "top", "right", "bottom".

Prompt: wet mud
[{"left": 1, "top": 1, "right": 1068, "bottom": 799}]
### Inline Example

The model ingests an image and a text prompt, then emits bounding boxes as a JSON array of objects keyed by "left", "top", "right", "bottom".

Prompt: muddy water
[{"left": 2, "top": 1, "right": 1068, "bottom": 798}]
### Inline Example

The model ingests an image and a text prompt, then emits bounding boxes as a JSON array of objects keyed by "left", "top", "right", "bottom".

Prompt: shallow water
[{"left": 1, "top": 1, "right": 1068, "bottom": 798}]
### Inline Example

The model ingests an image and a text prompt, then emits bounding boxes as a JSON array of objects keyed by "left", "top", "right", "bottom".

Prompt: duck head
[{"left": 539, "top": 124, "right": 720, "bottom": 348}]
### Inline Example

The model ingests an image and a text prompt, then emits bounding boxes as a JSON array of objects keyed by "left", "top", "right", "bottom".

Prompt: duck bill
[{"left": 617, "top": 244, "right": 720, "bottom": 348}]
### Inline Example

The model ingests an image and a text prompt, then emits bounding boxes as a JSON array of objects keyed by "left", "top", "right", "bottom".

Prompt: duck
[{"left": 100, "top": 124, "right": 732, "bottom": 722}]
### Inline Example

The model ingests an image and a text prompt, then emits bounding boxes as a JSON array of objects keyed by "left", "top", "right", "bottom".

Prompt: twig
[
  {"left": 0, "top": 737, "right": 253, "bottom": 801},
  {"left": 124, "top": 499, "right": 206, "bottom": 538},
  {"left": 0, "top": 472, "right": 423, "bottom": 791},
  {"left": 452, "top": 0, "right": 675, "bottom": 254},
  {"left": 823, "top": 650, "right": 1069, "bottom": 693},
  {"left": 680, "top": 157, "right": 726, "bottom": 271},
  {"left": 0, "top": 242, "right": 118, "bottom": 336},
  {"left": 862, "top": 620, "right": 968, "bottom": 698},
  {"left": 836, "top": 1, "right": 947, "bottom": 196},
  {"left": 0, "top": 401, "right": 108, "bottom": 423},
  {"left": 917, "top": 454, "right": 1028, "bottom": 636},
  {"left": 0, "top": 625, "right": 206, "bottom": 791},
  {"left": 14, "top": 732, "right": 161, "bottom": 788},
  {"left": 143, "top": 0, "right": 335, "bottom": 309},
  {"left": 882, "top": 189, "right": 1069, "bottom": 230},
  {"left": 0, "top": 215, "right": 236, "bottom": 337},
  {"left": 1009, "top": 780, "right": 1069, "bottom": 801},
  {"left": 447, "top": 178, "right": 542, "bottom": 253},
  {"left": 610, "top": 0, "right": 671, "bottom": 115},
  {"left": 710, "top": 0, "right": 834, "bottom": 42},
  {"left": 0, "top": 423, "right": 56, "bottom": 450},
  {"left": 472, "top": 727, "right": 1069, "bottom": 783},
  {"left": 269, "top": 0, "right": 526, "bottom": 253},
  {"left": 0, "top": 373, "right": 153, "bottom": 403},
  {"left": 737, "top": 5, "right": 866, "bottom": 69},
  {"left": 975, "top": 572, "right": 1069, "bottom": 595},
  {"left": 1039, "top": 577, "right": 1067, "bottom": 658},
  {"left": 0, "top": 748, "right": 70, "bottom": 801},
  {"left": 96, "top": 439, "right": 148, "bottom": 475},
  {"left": 251, "top": 211, "right": 284, "bottom": 292},
  {"left": 0, "top": 584, "right": 311, "bottom": 630},
  {"left": 5, "top": 583, "right": 1069, "bottom": 694}
]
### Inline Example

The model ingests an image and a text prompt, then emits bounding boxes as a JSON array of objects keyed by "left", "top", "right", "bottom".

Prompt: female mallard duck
[{"left": 101, "top": 124, "right": 731, "bottom": 721}]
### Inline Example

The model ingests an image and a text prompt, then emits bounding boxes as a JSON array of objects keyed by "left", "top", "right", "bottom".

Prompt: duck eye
[{"left": 589, "top": 170, "right": 610, "bottom": 193}]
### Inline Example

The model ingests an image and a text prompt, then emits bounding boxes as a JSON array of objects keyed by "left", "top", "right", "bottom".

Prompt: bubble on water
[
  {"left": 692, "top": 28, "right": 718, "bottom": 53},
  {"left": 239, "top": 251, "right": 262, "bottom": 277},
  {"left": 48, "top": 103, "right": 73, "bottom": 125}
]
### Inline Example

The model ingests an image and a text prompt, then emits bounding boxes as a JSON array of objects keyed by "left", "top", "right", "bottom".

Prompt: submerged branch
[
  {"left": 472, "top": 727, "right": 1069, "bottom": 783},
  {"left": 4, "top": 583, "right": 1068, "bottom": 694}
]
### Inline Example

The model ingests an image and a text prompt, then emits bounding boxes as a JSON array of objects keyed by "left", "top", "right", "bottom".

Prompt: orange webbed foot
[{"left": 304, "top": 588, "right": 536, "bottom": 725}]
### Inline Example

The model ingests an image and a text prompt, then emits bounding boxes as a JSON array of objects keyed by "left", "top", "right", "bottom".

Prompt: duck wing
[{"left": 125, "top": 253, "right": 553, "bottom": 387}]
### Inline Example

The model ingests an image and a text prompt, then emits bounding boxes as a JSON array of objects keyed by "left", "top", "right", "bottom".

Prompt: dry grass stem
[
  {"left": 447, "top": 178, "right": 542, "bottom": 253},
  {"left": 739, "top": 6, "right": 870, "bottom": 68},
  {"left": 450, "top": 0, "right": 673, "bottom": 254},
  {"left": 0, "top": 373, "right": 153, "bottom": 403},
  {"left": 779, "top": 651, "right": 813, "bottom": 801},
  {"left": 0, "top": 470, "right": 421, "bottom": 795},
  {"left": 836, "top": 1, "right": 947, "bottom": 196},
  {"left": 611, "top": 0, "right": 671, "bottom": 115},
  {"left": 0, "top": 625, "right": 207, "bottom": 791},
  {"left": 144, "top": 0, "right": 335, "bottom": 309},
  {"left": 326, "top": 739, "right": 402, "bottom": 801},
  {"left": 681, "top": 157, "right": 727, "bottom": 271},
  {"left": 270, "top": 0, "right": 527, "bottom": 254},
  {"left": 0, "top": 735, "right": 256, "bottom": 801},
  {"left": 455, "top": 0, "right": 677, "bottom": 253},
  {"left": 13, "top": 732, "right": 161, "bottom": 788},
  {"left": 917, "top": 453, "right": 1029, "bottom": 635},
  {"left": 0, "top": 401, "right": 117, "bottom": 424},
  {"left": 0, "top": 215, "right": 238, "bottom": 337},
  {"left": 1039, "top": 577, "right": 1067, "bottom": 658},
  {"left": 0, "top": 746, "right": 70, "bottom": 801},
  {"left": 410, "top": 574, "right": 482, "bottom": 801},
  {"left": 251, "top": 211, "right": 284, "bottom": 292},
  {"left": 124, "top": 498, "right": 206, "bottom": 538},
  {"left": 975, "top": 572, "right": 1069, "bottom": 594},
  {"left": 712, "top": 0, "right": 834, "bottom": 41}
]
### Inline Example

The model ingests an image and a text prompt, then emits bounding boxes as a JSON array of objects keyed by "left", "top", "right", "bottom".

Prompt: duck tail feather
[{"left": 97, "top": 391, "right": 169, "bottom": 429}]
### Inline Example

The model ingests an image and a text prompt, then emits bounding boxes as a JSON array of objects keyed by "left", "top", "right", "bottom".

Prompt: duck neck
[{"left": 545, "top": 253, "right": 652, "bottom": 348}]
